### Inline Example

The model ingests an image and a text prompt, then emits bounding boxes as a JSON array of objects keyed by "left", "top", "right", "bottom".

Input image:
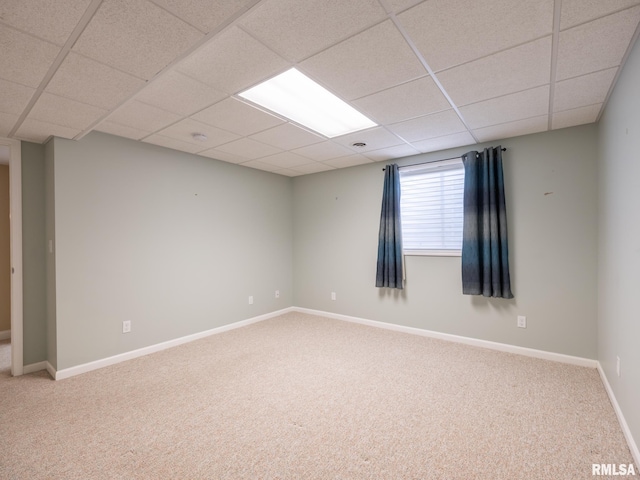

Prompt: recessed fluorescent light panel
[{"left": 238, "top": 68, "right": 377, "bottom": 138}]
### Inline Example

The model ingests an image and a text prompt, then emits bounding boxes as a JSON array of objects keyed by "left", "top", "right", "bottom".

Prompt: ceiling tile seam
[
  {"left": 235, "top": 24, "right": 298, "bottom": 64},
  {"left": 0, "top": 76, "right": 36, "bottom": 94},
  {"left": 65, "top": 50, "right": 149, "bottom": 82},
  {"left": 27, "top": 85, "right": 125, "bottom": 114},
  {"left": 236, "top": 15, "right": 391, "bottom": 66},
  {"left": 470, "top": 113, "right": 548, "bottom": 132},
  {"left": 547, "top": 0, "right": 562, "bottom": 131},
  {"left": 7, "top": 0, "right": 105, "bottom": 138},
  {"left": 596, "top": 19, "right": 640, "bottom": 122},
  {"left": 0, "top": 21, "right": 66, "bottom": 48},
  {"left": 559, "top": 4, "right": 640, "bottom": 32},
  {"left": 472, "top": 112, "right": 551, "bottom": 133},
  {"left": 377, "top": 1, "right": 479, "bottom": 145},
  {"left": 444, "top": 80, "right": 553, "bottom": 110},
  {"left": 145, "top": 0, "right": 207, "bottom": 34},
  {"left": 73, "top": 0, "right": 269, "bottom": 141},
  {"left": 552, "top": 102, "right": 604, "bottom": 115},
  {"left": 556, "top": 65, "right": 622, "bottom": 84},
  {"left": 347, "top": 73, "right": 432, "bottom": 102},
  {"left": 430, "top": 34, "right": 554, "bottom": 75}
]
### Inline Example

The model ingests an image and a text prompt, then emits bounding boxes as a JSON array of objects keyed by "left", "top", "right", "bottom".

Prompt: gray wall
[
  {"left": 293, "top": 125, "right": 598, "bottom": 359},
  {"left": 21, "top": 142, "right": 47, "bottom": 366},
  {"left": 597, "top": 36, "right": 640, "bottom": 447},
  {"left": 50, "top": 132, "right": 293, "bottom": 370}
]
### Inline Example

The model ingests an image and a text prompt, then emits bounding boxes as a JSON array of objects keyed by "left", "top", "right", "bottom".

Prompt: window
[{"left": 399, "top": 159, "right": 465, "bottom": 256}]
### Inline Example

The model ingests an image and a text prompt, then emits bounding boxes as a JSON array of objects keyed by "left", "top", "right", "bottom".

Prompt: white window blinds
[{"left": 399, "top": 159, "right": 465, "bottom": 255}]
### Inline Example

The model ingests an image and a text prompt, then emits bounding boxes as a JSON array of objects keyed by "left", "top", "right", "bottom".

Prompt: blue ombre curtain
[
  {"left": 461, "top": 147, "right": 513, "bottom": 298},
  {"left": 376, "top": 164, "right": 404, "bottom": 289}
]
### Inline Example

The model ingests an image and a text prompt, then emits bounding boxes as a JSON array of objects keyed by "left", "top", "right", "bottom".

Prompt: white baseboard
[
  {"left": 0, "top": 329, "right": 10, "bottom": 340},
  {"left": 293, "top": 307, "right": 598, "bottom": 368},
  {"left": 23, "top": 361, "right": 47, "bottom": 375},
  {"left": 597, "top": 363, "right": 640, "bottom": 469},
  {"left": 54, "top": 307, "right": 295, "bottom": 381}
]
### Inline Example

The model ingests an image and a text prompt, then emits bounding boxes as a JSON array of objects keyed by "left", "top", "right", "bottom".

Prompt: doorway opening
[{"left": 0, "top": 138, "right": 23, "bottom": 377}]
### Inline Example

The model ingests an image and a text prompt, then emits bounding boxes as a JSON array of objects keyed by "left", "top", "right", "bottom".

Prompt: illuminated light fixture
[{"left": 238, "top": 68, "right": 377, "bottom": 138}]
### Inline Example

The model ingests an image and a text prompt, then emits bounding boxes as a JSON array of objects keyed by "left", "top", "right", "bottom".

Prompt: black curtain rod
[{"left": 382, "top": 147, "right": 507, "bottom": 171}]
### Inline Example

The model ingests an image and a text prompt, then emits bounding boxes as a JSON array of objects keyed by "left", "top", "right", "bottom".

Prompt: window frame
[{"left": 399, "top": 158, "right": 465, "bottom": 257}]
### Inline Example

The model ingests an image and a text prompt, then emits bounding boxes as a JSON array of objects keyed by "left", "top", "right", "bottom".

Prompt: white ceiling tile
[
  {"left": 95, "top": 121, "right": 152, "bottom": 140},
  {"left": 437, "top": 37, "right": 552, "bottom": 107},
  {"left": 15, "top": 118, "right": 80, "bottom": 143},
  {"left": 398, "top": 0, "right": 554, "bottom": 72},
  {"left": 0, "top": 78, "right": 34, "bottom": 115},
  {"left": 552, "top": 104, "right": 602, "bottom": 130},
  {"left": 150, "top": 0, "right": 258, "bottom": 33},
  {"left": 473, "top": 115, "right": 549, "bottom": 143},
  {"left": 136, "top": 71, "right": 227, "bottom": 116},
  {"left": 292, "top": 141, "right": 355, "bottom": 161},
  {"left": 412, "top": 132, "right": 477, "bottom": 154},
  {"left": 73, "top": 0, "right": 203, "bottom": 80},
  {"left": 29, "top": 93, "right": 107, "bottom": 130},
  {"left": 289, "top": 162, "right": 335, "bottom": 174},
  {"left": 0, "top": 27, "right": 60, "bottom": 88},
  {"left": 241, "top": 159, "right": 284, "bottom": 173},
  {"left": 301, "top": 20, "right": 426, "bottom": 100},
  {"left": 459, "top": 85, "right": 550, "bottom": 130},
  {"left": 553, "top": 68, "right": 617, "bottom": 112},
  {"left": 107, "top": 101, "right": 182, "bottom": 132},
  {"left": 214, "top": 137, "right": 282, "bottom": 159},
  {"left": 258, "top": 151, "right": 311, "bottom": 168},
  {"left": 363, "top": 144, "right": 421, "bottom": 162},
  {"left": 177, "top": 26, "right": 289, "bottom": 94},
  {"left": 385, "top": 0, "right": 423, "bottom": 14},
  {"left": 155, "top": 118, "right": 240, "bottom": 149},
  {"left": 273, "top": 168, "right": 304, "bottom": 177},
  {"left": 142, "top": 134, "right": 205, "bottom": 154},
  {"left": 560, "top": 0, "right": 640, "bottom": 30},
  {"left": 332, "top": 126, "right": 405, "bottom": 152},
  {"left": 0, "top": 112, "right": 18, "bottom": 137},
  {"left": 249, "top": 123, "right": 324, "bottom": 150},
  {"left": 0, "top": 0, "right": 92, "bottom": 45},
  {"left": 353, "top": 76, "right": 451, "bottom": 125},
  {"left": 192, "top": 97, "right": 284, "bottom": 136},
  {"left": 46, "top": 53, "right": 146, "bottom": 110},
  {"left": 239, "top": 0, "right": 387, "bottom": 61},
  {"left": 556, "top": 6, "right": 640, "bottom": 80},
  {"left": 198, "top": 148, "right": 249, "bottom": 164},
  {"left": 323, "top": 154, "right": 372, "bottom": 168},
  {"left": 387, "top": 110, "right": 467, "bottom": 142}
]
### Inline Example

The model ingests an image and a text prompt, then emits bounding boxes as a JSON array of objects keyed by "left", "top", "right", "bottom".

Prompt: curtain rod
[{"left": 382, "top": 147, "right": 507, "bottom": 171}]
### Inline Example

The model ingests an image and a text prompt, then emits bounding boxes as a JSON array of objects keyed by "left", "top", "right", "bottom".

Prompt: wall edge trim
[
  {"left": 54, "top": 307, "right": 295, "bottom": 381},
  {"left": 597, "top": 362, "right": 640, "bottom": 469},
  {"left": 23, "top": 361, "right": 46, "bottom": 374},
  {"left": 293, "top": 307, "right": 598, "bottom": 368}
]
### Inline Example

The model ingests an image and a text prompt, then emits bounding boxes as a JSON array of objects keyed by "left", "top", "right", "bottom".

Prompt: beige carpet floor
[{"left": 0, "top": 312, "right": 636, "bottom": 479}]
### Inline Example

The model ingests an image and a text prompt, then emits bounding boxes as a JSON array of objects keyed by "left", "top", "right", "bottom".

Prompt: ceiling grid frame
[{"left": 0, "top": 0, "right": 638, "bottom": 175}]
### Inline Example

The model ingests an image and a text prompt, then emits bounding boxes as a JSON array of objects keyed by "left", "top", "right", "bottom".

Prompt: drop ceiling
[{"left": 1, "top": 0, "right": 639, "bottom": 176}]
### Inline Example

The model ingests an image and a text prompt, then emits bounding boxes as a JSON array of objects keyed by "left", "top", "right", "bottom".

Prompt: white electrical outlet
[
  {"left": 248, "top": 296, "right": 254, "bottom": 305},
  {"left": 331, "top": 292, "right": 336, "bottom": 301},
  {"left": 122, "top": 321, "right": 131, "bottom": 333},
  {"left": 275, "top": 290, "right": 280, "bottom": 299},
  {"left": 517, "top": 316, "right": 527, "bottom": 328},
  {"left": 616, "top": 356, "right": 621, "bottom": 377}
]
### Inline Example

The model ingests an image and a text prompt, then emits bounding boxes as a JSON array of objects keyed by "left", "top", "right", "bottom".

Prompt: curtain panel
[
  {"left": 461, "top": 147, "right": 513, "bottom": 299},
  {"left": 376, "top": 164, "right": 404, "bottom": 289}
]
